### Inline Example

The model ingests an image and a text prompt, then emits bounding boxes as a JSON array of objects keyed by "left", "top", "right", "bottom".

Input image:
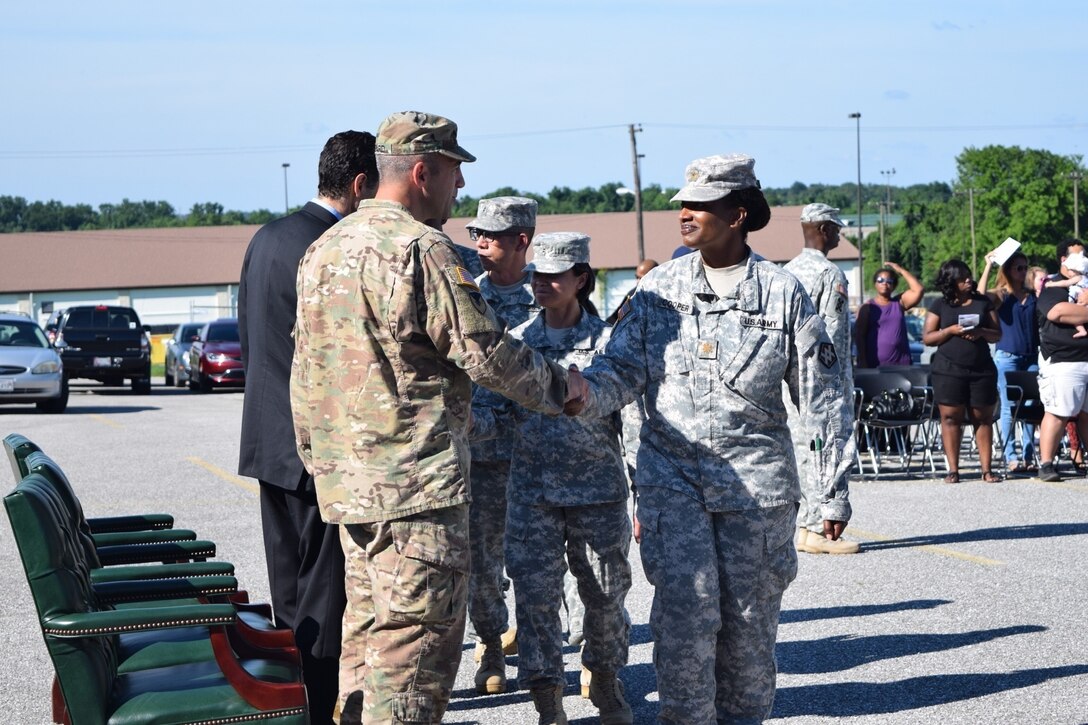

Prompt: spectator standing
[
  {"left": 473, "top": 233, "right": 634, "bottom": 725},
  {"left": 922, "top": 259, "right": 1002, "bottom": 483},
  {"left": 463, "top": 196, "right": 540, "bottom": 696},
  {"left": 981, "top": 250, "right": 1039, "bottom": 472},
  {"left": 855, "top": 262, "right": 925, "bottom": 367},
  {"left": 237, "top": 130, "right": 377, "bottom": 723},
  {"left": 291, "top": 111, "right": 578, "bottom": 723},
  {"left": 784, "top": 203, "right": 857, "bottom": 554},
  {"left": 1035, "top": 238, "right": 1088, "bottom": 482},
  {"left": 574, "top": 154, "right": 855, "bottom": 723}
]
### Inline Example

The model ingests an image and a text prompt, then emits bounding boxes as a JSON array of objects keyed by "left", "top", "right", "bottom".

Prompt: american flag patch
[
  {"left": 447, "top": 265, "right": 480, "bottom": 292},
  {"left": 614, "top": 300, "right": 632, "bottom": 323}
]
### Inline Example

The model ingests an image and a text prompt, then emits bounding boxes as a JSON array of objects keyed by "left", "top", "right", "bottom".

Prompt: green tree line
[{"left": 0, "top": 197, "right": 277, "bottom": 232}]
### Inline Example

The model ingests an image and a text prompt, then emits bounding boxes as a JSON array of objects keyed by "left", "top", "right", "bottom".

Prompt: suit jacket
[{"left": 239, "top": 201, "right": 339, "bottom": 489}]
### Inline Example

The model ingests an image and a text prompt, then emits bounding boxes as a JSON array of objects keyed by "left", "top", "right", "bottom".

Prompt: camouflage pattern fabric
[
  {"left": 473, "top": 310, "right": 629, "bottom": 507},
  {"left": 453, "top": 243, "right": 485, "bottom": 279},
  {"left": 466, "top": 273, "right": 538, "bottom": 641},
  {"left": 507, "top": 499, "right": 632, "bottom": 690},
  {"left": 637, "top": 489, "right": 797, "bottom": 723},
  {"left": 338, "top": 505, "right": 469, "bottom": 724},
  {"left": 783, "top": 248, "right": 855, "bottom": 531},
  {"left": 291, "top": 198, "right": 570, "bottom": 525},
  {"left": 576, "top": 250, "right": 854, "bottom": 719}
]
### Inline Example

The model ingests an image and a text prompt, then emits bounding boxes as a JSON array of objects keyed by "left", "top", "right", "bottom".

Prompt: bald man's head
[{"left": 636, "top": 259, "right": 659, "bottom": 279}]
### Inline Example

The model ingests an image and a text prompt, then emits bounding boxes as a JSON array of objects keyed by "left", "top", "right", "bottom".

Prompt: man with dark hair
[{"left": 238, "top": 130, "right": 378, "bottom": 724}]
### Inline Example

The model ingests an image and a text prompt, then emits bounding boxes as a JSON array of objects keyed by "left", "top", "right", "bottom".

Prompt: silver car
[
  {"left": 164, "top": 323, "right": 205, "bottom": 388},
  {"left": 0, "top": 313, "right": 67, "bottom": 413}
]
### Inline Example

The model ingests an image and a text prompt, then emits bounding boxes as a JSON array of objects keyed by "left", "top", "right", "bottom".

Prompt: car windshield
[
  {"left": 207, "top": 324, "right": 239, "bottom": 343},
  {"left": 0, "top": 321, "right": 48, "bottom": 348},
  {"left": 180, "top": 324, "right": 202, "bottom": 341}
]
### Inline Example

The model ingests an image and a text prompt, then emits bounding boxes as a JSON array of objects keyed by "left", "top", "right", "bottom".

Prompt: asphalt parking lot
[{"left": 2, "top": 381, "right": 1087, "bottom": 724}]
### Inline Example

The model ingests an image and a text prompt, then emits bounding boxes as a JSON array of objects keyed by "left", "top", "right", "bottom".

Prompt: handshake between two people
[{"left": 564, "top": 364, "right": 589, "bottom": 416}]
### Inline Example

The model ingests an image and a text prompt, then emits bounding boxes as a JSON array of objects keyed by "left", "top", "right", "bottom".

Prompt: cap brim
[
  {"left": 439, "top": 146, "right": 476, "bottom": 163},
  {"left": 524, "top": 259, "right": 576, "bottom": 274},
  {"left": 465, "top": 218, "right": 510, "bottom": 232},
  {"left": 670, "top": 185, "right": 732, "bottom": 203}
]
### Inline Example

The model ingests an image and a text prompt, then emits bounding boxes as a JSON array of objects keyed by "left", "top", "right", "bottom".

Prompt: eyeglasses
[
  {"left": 874, "top": 277, "right": 896, "bottom": 285},
  {"left": 468, "top": 228, "right": 517, "bottom": 242}
]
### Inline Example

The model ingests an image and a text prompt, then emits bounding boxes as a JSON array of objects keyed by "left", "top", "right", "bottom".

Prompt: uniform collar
[
  {"left": 685, "top": 247, "right": 762, "bottom": 312},
  {"left": 522, "top": 309, "right": 598, "bottom": 350}
]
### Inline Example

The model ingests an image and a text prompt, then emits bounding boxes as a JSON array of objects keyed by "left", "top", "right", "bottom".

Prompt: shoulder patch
[
  {"left": 818, "top": 342, "right": 838, "bottom": 370},
  {"left": 446, "top": 265, "right": 481, "bottom": 292},
  {"left": 613, "top": 299, "right": 633, "bottom": 323}
]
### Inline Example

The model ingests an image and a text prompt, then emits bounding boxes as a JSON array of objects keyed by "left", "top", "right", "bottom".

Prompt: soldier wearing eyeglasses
[{"left": 463, "top": 196, "right": 540, "bottom": 696}]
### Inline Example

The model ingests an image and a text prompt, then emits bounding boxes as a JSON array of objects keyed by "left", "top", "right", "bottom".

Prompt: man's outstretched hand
[{"left": 564, "top": 364, "right": 587, "bottom": 416}]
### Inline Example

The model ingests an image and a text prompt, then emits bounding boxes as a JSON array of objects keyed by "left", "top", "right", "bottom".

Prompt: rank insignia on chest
[
  {"left": 697, "top": 339, "right": 718, "bottom": 359},
  {"left": 818, "top": 342, "right": 838, "bottom": 369},
  {"left": 446, "top": 265, "right": 481, "bottom": 292}
]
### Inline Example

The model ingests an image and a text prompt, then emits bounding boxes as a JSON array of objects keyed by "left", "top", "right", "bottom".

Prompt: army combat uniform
[
  {"left": 291, "top": 196, "right": 570, "bottom": 724},
  {"left": 579, "top": 249, "right": 854, "bottom": 723},
  {"left": 474, "top": 307, "right": 633, "bottom": 694},
  {"left": 783, "top": 245, "right": 854, "bottom": 536}
]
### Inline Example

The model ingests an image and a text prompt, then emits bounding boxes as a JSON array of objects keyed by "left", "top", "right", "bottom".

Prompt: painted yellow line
[
  {"left": 848, "top": 526, "right": 1004, "bottom": 567},
  {"left": 1019, "top": 478, "right": 1088, "bottom": 493},
  {"left": 186, "top": 456, "right": 259, "bottom": 495},
  {"left": 89, "top": 414, "right": 122, "bottom": 429}
]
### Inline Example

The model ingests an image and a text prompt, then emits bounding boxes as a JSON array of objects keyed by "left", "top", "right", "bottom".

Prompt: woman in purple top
[{"left": 854, "top": 261, "right": 926, "bottom": 368}]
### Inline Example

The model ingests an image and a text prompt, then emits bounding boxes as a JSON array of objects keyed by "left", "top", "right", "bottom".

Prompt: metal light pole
[
  {"left": 628, "top": 124, "right": 645, "bottom": 263},
  {"left": 967, "top": 187, "right": 978, "bottom": 274},
  {"left": 880, "top": 168, "right": 896, "bottom": 265},
  {"left": 849, "top": 112, "right": 863, "bottom": 300},
  {"left": 1071, "top": 171, "right": 1083, "bottom": 239},
  {"left": 281, "top": 163, "right": 290, "bottom": 215}
]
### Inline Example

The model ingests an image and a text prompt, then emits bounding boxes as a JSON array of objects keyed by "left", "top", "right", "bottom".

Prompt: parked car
[
  {"left": 164, "top": 322, "right": 205, "bottom": 388},
  {"left": 51, "top": 305, "right": 152, "bottom": 394},
  {"left": 0, "top": 313, "right": 68, "bottom": 413},
  {"left": 44, "top": 308, "right": 65, "bottom": 346},
  {"left": 905, "top": 313, "right": 935, "bottom": 366},
  {"left": 188, "top": 318, "right": 244, "bottom": 392}
]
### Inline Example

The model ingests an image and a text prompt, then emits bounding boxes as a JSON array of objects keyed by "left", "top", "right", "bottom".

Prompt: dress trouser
[
  {"left": 636, "top": 486, "right": 798, "bottom": 724},
  {"left": 338, "top": 504, "right": 469, "bottom": 724},
  {"left": 259, "top": 475, "right": 347, "bottom": 724}
]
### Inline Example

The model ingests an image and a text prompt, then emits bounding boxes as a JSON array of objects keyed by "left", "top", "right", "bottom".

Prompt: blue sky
[{"left": 2, "top": 1, "right": 1084, "bottom": 213}]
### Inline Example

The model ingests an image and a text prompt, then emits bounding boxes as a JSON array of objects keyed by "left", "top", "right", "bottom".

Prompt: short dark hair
[
  {"left": 317, "top": 131, "right": 378, "bottom": 200},
  {"left": 723, "top": 188, "right": 771, "bottom": 241},
  {"left": 935, "top": 259, "right": 972, "bottom": 304},
  {"left": 1057, "top": 237, "right": 1084, "bottom": 264}
]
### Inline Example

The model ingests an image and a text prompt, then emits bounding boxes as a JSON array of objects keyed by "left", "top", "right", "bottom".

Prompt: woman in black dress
[{"left": 922, "top": 259, "right": 1003, "bottom": 483}]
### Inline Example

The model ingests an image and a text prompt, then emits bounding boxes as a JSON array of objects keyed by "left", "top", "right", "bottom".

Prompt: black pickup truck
[{"left": 52, "top": 305, "right": 152, "bottom": 394}]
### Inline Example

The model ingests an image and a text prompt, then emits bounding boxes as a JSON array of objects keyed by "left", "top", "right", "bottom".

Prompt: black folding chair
[{"left": 855, "top": 371, "right": 935, "bottom": 476}]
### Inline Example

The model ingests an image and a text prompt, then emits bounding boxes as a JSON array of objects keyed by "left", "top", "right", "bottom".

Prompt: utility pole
[
  {"left": 848, "top": 112, "right": 863, "bottom": 302},
  {"left": 880, "top": 168, "right": 896, "bottom": 267},
  {"left": 628, "top": 124, "right": 645, "bottom": 263},
  {"left": 1071, "top": 171, "right": 1083, "bottom": 239},
  {"left": 967, "top": 187, "right": 978, "bottom": 275},
  {"left": 281, "top": 163, "right": 290, "bottom": 215}
]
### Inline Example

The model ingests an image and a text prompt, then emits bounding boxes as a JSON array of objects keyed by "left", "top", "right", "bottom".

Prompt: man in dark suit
[{"left": 238, "top": 130, "right": 378, "bottom": 724}]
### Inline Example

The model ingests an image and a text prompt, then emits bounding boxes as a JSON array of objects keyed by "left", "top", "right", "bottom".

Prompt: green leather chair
[{"left": 5, "top": 473, "right": 308, "bottom": 725}]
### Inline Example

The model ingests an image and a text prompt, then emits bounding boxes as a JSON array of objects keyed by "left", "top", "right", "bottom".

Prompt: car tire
[
  {"left": 131, "top": 377, "right": 152, "bottom": 395},
  {"left": 164, "top": 359, "right": 174, "bottom": 386},
  {"left": 198, "top": 371, "right": 214, "bottom": 394},
  {"left": 174, "top": 362, "right": 187, "bottom": 388},
  {"left": 37, "top": 379, "right": 69, "bottom": 414}
]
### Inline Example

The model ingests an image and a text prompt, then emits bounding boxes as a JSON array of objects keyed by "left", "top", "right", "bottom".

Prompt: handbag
[{"left": 863, "top": 388, "right": 916, "bottom": 421}]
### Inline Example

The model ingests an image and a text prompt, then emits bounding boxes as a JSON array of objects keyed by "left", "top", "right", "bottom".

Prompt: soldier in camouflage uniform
[
  {"left": 784, "top": 203, "right": 859, "bottom": 555},
  {"left": 290, "top": 111, "right": 577, "bottom": 725},
  {"left": 474, "top": 233, "right": 633, "bottom": 725},
  {"left": 462, "top": 196, "right": 540, "bottom": 695},
  {"left": 573, "top": 155, "right": 855, "bottom": 724}
]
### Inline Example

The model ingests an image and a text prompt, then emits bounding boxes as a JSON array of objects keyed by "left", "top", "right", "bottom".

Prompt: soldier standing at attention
[
  {"left": 572, "top": 155, "right": 855, "bottom": 724},
  {"left": 783, "top": 203, "right": 858, "bottom": 555},
  {"left": 473, "top": 233, "right": 634, "bottom": 725},
  {"left": 291, "top": 111, "right": 582, "bottom": 725},
  {"left": 463, "top": 196, "right": 540, "bottom": 695}
]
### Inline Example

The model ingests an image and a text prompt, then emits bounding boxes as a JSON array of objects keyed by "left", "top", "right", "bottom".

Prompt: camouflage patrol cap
[
  {"left": 801, "top": 202, "right": 847, "bottom": 227},
  {"left": 374, "top": 111, "right": 476, "bottom": 162},
  {"left": 524, "top": 232, "right": 590, "bottom": 274},
  {"left": 466, "top": 196, "right": 538, "bottom": 233},
  {"left": 671, "top": 154, "right": 760, "bottom": 203}
]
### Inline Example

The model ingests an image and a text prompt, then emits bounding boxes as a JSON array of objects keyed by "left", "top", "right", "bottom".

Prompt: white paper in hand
[{"left": 991, "top": 237, "right": 1021, "bottom": 266}]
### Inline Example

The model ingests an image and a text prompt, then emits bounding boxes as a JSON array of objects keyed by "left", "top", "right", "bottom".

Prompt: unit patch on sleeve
[{"left": 818, "top": 342, "right": 838, "bottom": 370}]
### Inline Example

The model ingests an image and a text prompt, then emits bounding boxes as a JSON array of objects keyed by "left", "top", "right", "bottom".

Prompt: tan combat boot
[
  {"left": 473, "top": 638, "right": 507, "bottom": 695},
  {"left": 529, "top": 684, "right": 568, "bottom": 725},
  {"left": 580, "top": 665, "right": 592, "bottom": 699},
  {"left": 588, "top": 671, "right": 633, "bottom": 724},
  {"left": 796, "top": 527, "right": 860, "bottom": 555},
  {"left": 473, "top": 626, "right": 518, "bottom": 661}
]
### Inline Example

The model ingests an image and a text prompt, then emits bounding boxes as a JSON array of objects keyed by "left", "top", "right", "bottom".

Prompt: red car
[{"left": 187, "top": 318, "right": 244, "bottom": 392}]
